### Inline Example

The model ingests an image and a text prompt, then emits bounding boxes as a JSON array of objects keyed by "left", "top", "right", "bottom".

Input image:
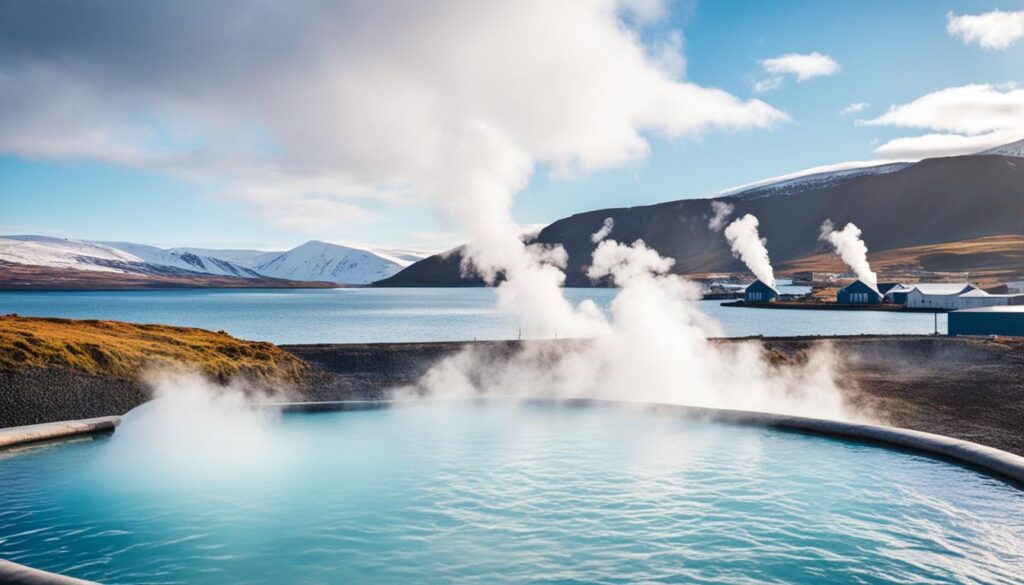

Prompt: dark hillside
[{"left": 377, "top": 154, "right": 1024, "bottom": 286}]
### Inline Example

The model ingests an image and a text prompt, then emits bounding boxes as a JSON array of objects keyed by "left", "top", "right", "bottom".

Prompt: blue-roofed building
[
  {"left": 837, "top": 280, "right": 883, "bottom": 304},
  {"left": 744, "top": 279, "right": 778, "bottom": 303},
  {"left": 949, "top": 306, "right": 1024, "bottom": 337}
]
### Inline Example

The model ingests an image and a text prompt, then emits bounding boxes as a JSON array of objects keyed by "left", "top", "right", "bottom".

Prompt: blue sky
[{"left": 2, "top": 0, "right": 1022, "bottom": 251}]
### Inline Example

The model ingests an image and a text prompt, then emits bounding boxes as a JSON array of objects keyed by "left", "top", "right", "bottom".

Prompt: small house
[
  {"left": 877, "top": 283, "right": 905, "bottom": 296},
  {"left": 884, "top": 284, "right": 915, "bottom": 305},
  {"left": 837, "top": 280, "right": 883, "bottom": 304},
  {"left": 744, "top": 279, "right": 779, "bottom": 303}
]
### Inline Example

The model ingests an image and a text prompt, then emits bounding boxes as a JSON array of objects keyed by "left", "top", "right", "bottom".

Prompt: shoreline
[
  {"left": 2, "top": 327, "right": 1022, "bottom": 455},
  {"left": 720, "top": 300, "right": 949, "bottom": 312}
]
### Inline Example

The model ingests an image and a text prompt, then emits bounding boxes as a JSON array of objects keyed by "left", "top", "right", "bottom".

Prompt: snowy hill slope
[
  {"left": 248, "top": 240, "right": 407, "bottom": 284},
  {"left": 0, "top": 236, "right": 144, "bottom": 273},
  {"left": 978, "top": 137, "right": 1024, "bottom": 158},
  {"left": 100, "top": 242, "right": 264, "bottom": 278},
  {"left": 721, "top": 162, "right": 911, "bottom": 201},
  {"left": 172, "top": 247, "right": 277, "bottom": 266}
]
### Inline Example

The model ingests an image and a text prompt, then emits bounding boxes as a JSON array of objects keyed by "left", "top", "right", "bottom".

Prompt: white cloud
[
  {"left": 840, "top": 102, "right": 869, "bottom": 115},
  {"left": 860, "top": 83, "right": 1024, "bottom": 159},
  {"left": 0, "top": 0, "right": 786, "bottom": 235},
  {"left": 947, "top": 10, "right": 1024, "bottom": 50},
  {"left": 754, "top": 52, "right": 839, "bottom": 93},
  {"left": 861, "top": 83, "right": 1024, "bottom": 135},
  {"left": 871, "top": 131, "right": 1022, "bottom": 160},
  {"left": 760, "top": 52, "right": 840, "bottom": 81},
  {"left": 753, "top": 76, "right": 784, "bottom": 94}
]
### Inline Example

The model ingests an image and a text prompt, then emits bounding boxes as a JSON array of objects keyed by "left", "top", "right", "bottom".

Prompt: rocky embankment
[
  {"left": 2, "top": 316, "right": 1022, "bottom": 455},
  {"left": 284, "top": 336, "right": 1024, "bottom": 455},
  {"left": 0, "top": 316, "right": 311, "bottom": 427}
]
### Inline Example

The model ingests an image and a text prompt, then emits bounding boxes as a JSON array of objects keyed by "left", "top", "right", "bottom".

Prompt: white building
[
  {"left": 956, "top": 289, "right": 1024, "bottom": 309},
  {"left": 904, "top": 283, "right": 977, "bottom": 309},
  {"left": 901, "top": 283, "right": 1024, "bottom": 310}
]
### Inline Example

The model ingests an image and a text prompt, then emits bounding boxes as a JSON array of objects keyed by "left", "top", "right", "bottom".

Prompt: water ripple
[{"left": 1, "top": 403, "right": 1022, "bottom": 584}]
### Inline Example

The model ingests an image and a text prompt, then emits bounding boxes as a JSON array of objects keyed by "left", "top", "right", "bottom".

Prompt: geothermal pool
[{"left": 1, "top": 402, "right": 1022, "bottom": 584}]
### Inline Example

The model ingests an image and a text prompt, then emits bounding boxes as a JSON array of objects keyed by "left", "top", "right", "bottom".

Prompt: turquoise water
[
  {"left": 0, "top": 287, "right": 946, "bottom": 343},
  {"left": 1, "top": 403, "right": 1021, "bottom": 584}
]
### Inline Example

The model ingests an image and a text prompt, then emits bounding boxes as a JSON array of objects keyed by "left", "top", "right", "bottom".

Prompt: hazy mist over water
[{"left": 0, "top": 286, "right": 947, "bottom": 344}]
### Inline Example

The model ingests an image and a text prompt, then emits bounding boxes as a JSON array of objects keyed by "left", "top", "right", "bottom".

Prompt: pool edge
[
  {"left": 0, "top": 417, "right": 121, "bottom": 450},
  {"left": 0, "top": 559, "right": 99, "bottom": 585}
]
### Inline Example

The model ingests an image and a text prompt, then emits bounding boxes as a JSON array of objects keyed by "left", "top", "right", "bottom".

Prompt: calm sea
[{"left": 0, "top": 285, "right": 946, "bottom": 344}]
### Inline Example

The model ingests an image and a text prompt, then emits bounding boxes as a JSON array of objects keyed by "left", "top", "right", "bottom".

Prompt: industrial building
[
  {"left": 898, "top": 283, "right": 1024, "bottom": 310},
  {"left": 956, "top": 289, "right": 1024, "bottom": 309},
  {"left": 949, "top": 306, "right": 1024, "bottom": 337},
  {"left": 903, "top": 283, "right": 978, "bottom": 309},
  {"left": 744, "top": 280, "right": 778, "bottom": 303},
  {"left": 837, "top": 280, "right": 883, "bottom": 304}
]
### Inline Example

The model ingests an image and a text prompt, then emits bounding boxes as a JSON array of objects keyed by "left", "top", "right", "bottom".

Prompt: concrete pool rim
[{"left": 2, "top": 397, "right": 1023, "bottom": 584}]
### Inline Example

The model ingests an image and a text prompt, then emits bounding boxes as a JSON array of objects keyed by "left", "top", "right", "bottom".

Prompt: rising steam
[
  {"left": 411, "top": 236, "right": 855, "bottom": 420},
  {"left": 99, "top": 369, "right": 288, "bottom": 487},
  {"left": 723, "top": 214, "right": 776, "bottom": 287},
  {"left": 101, "top": 2, "right": 856, "bottom": 434},
  {"left": 819, "top": 220, "right": 878, "bottom": 289},
  {"left": 591, "top": 217, "right": 615, "bottom": 243},
  {"left": 708, "top": 200, "right": 734, "bottom": 232}
]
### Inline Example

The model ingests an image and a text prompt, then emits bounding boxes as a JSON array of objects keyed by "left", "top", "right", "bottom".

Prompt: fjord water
[
  {"left": 0, "top": 286, "right": 946, "bottom": 343},
  {"left": 1, "top": 403, "right": 1021, "bottom": 584}
]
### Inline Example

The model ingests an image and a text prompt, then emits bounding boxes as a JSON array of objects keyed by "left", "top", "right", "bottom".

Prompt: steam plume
[
  {"left": 723, "top": 214, "right": 776, "bottom": 287},
  {"left": 591, "top": 217, "right": 615, "bottom": 243},
  {"left": 819, "top": 220, "right": 877, "bottom": 289},
  {"left": 100, "top": 369, "right": 287, "bottom": 487},
  {"left": 708, "top": 201, "right": 734, "bottom": 232},
  {"left": 411, "top": 236, "right": 855, "bottom": 420}
]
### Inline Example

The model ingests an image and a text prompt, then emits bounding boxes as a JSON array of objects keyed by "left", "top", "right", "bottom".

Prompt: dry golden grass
[
  {"left": 0, "top": 316, "right": 308, "bottom": 381},
  {"left": 781, "top": 234, "right": 1024, "bottom": 286}
]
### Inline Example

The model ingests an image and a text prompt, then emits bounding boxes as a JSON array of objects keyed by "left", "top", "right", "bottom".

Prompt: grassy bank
[{"left": 0, "top": 315, "right": 308, "bottom": 382}]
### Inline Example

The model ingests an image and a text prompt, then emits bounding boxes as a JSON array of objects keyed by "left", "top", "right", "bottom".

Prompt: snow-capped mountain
[
  {"left": 0, "top": 235, "right": 429, "bottom": 285},
  {"left": 0, "top": 236, "right": 144, "bottom": 273},
  {"left": 977, "top": 137, "right": 1024, "bottom": 158},
  {"left": 99, "top": 242, "right": 264, "bottom": 278},
  {"left": 245, "top": 240, "right": 410, "bottom": 284},
  {"left": 171, "top": 247, "right": 278, "bottom": 266},
  {"left": 101, "top": 240, "right": 423, "bottom": 284}
]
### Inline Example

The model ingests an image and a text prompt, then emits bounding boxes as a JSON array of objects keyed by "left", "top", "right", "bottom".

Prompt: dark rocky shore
[
  {"left": 283, "top": 336, "right": 1024, "bottom": 455},
  {"left": 2, "top": 335, "right": 1022, "bottom": 455}
]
